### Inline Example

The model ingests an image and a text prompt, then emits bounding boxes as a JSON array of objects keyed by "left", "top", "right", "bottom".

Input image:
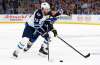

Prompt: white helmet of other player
[{"left": 41, "top": 2, "right": 50, "bottom": 11}]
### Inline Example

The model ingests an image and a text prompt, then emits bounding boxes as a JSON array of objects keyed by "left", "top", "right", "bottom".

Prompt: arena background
[{"left": 0, "top": 0, "right": 100, "bottom": 25}]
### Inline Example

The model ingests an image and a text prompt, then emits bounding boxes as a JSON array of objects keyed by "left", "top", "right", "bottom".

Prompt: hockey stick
[
  {"left": 47, "top": 34, "right": 50, "bottom": 61},
  {"left": 57, "top": 36, "right": 90, "bottom": 58},
  {"left": 46, "top": 25, "right": 50, "bottom": 61}
]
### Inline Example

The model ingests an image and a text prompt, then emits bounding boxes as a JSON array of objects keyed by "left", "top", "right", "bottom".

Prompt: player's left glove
[{"left": 52, "top": 29, "right": 57, "bottom": 37}]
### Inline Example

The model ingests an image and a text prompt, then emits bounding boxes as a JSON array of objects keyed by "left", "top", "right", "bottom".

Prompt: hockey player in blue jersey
[
  {"left": 38, "top": 9, "right": 61, "bottom": 55},
  {"left": 13, "top": 2, "right": 60, "bottom": 58}
]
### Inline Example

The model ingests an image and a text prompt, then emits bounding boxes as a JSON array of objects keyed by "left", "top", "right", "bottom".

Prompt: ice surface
[{"left": 0, "top": 24, "right": 100, "bottom": 65}]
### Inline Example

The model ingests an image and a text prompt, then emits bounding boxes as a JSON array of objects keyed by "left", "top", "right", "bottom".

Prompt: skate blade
[
  {"left": 38, "top": 52, "right": 47, "bottom": 58},
  {"left": 10, "top": 55, "right": 18, "bottom": 60}
]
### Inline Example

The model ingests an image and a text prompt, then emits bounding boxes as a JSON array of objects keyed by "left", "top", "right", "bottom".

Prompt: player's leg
[
  {"left": 13, "top": 37, "right": 30, "bottom": 57},
  {"left": 13, "top": 23, "right": 38, "bottom": 58},
  {"left": 39, "top": 33, "right": 51, "bottom": 56},
  {"left": 13, "top": 35, "right": 39, "bottom": 58},
  {"left": 24, "top": 32, "right": 40, "bottom": 52},
  {"left": 23, "top": 40, "right": 32, "bottom": 52}
]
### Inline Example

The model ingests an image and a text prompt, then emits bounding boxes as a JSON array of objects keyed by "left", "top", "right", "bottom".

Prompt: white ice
[{"left": 0, "top": 23, "right": 100, "bottom": 65}]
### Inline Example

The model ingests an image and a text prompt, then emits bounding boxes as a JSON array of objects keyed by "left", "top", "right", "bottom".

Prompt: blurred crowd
[{"left": 0, "top": 0, "right": 100, "bottom": 14}]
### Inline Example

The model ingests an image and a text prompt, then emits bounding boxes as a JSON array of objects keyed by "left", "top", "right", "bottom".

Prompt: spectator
[
  {"left": 0, "top": 0, "right": 100, "bottom": 14},
  {"left": 0, "top": 0, "right": 4, "bottom": 14}
]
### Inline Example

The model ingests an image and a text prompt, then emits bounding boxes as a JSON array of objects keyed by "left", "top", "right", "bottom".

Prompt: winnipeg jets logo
[{"left": 37, "top": 13, "right": 41, "bottom": 17}]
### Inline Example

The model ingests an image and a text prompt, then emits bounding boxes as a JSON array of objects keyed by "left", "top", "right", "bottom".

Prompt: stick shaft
[
  {"left": 48, "top": 42, "right": 50, "bottom": 61},
  {"left": 57, "top": 36, "right": 87, "bottom": 58}
]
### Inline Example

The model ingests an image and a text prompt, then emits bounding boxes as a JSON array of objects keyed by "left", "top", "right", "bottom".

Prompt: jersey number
[{"left": 34, "top": 18, "right": 42, "bottom": 28}]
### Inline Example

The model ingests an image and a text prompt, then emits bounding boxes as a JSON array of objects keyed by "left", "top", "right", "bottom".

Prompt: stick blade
[{"left": 84, "top": 53, "right": 90, "bottom": 58}]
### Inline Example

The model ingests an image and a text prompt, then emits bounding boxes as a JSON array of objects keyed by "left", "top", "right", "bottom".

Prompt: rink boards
[{"left": 0, "top": 14, "right": 100, "bottom": 25}]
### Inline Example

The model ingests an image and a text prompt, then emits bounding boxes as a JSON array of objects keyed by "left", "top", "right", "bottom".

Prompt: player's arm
[
  {"left": 26, "top": 9, "right": 40, "bottom": 24},
  {"left": 49, "top": 23, "right": 57, "bottom": 37},
  {"left": 44, "top": 20, "right": 57, "bottom": 37},
  {"left": 46, "top": 9, "right": 61, "bottom": 24},
  {"left": 44, "top": 7, "right": 60, "bottom": 37}
]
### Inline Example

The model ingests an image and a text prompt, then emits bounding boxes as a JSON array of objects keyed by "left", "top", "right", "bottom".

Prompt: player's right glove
[{"left": 52, "top": 29, "right": 57, "bottom": 37}]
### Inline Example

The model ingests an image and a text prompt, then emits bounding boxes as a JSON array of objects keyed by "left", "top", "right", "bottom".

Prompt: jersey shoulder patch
[{"left": 35, "top": 9, "right": 43, "bottom": 19}]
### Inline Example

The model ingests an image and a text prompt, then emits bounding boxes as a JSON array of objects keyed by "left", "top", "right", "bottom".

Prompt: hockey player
[
  {"left": 13, "top": 2, "right": 60, "bottom": 58},
  {"left": 13, "top": 2, "right": 51, "bottom": 58},
  {"left": 23, "top": 6, "right": 61, "bottom": 56},
  {"left": 38, "top": 7, "right": 61, "bottom": 55}
]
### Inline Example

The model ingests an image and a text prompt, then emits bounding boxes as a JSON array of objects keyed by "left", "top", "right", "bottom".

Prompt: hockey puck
[{"left": 59, "top": 60, "right": 63, "bottom": 62}]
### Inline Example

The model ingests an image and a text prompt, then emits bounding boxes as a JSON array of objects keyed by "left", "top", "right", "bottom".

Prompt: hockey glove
[{"left": 52, "top": 29, "right": 57, "bottom": 37}]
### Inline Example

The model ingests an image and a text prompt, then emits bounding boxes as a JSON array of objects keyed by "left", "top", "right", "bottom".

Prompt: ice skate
[
  {"left": 38, "top": 45, "right": 48, "bottom": 57},
  {"left": 13, "top": 50, "right": 18, "bottom": 58}
]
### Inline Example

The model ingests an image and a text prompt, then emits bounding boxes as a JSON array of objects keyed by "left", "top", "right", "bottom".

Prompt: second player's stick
[
  {"left": 57, "top": 36, "right": 90, "bottom": 58},
  {"left": 46, "top": 25, "right": 50, "bottom": 61}
]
